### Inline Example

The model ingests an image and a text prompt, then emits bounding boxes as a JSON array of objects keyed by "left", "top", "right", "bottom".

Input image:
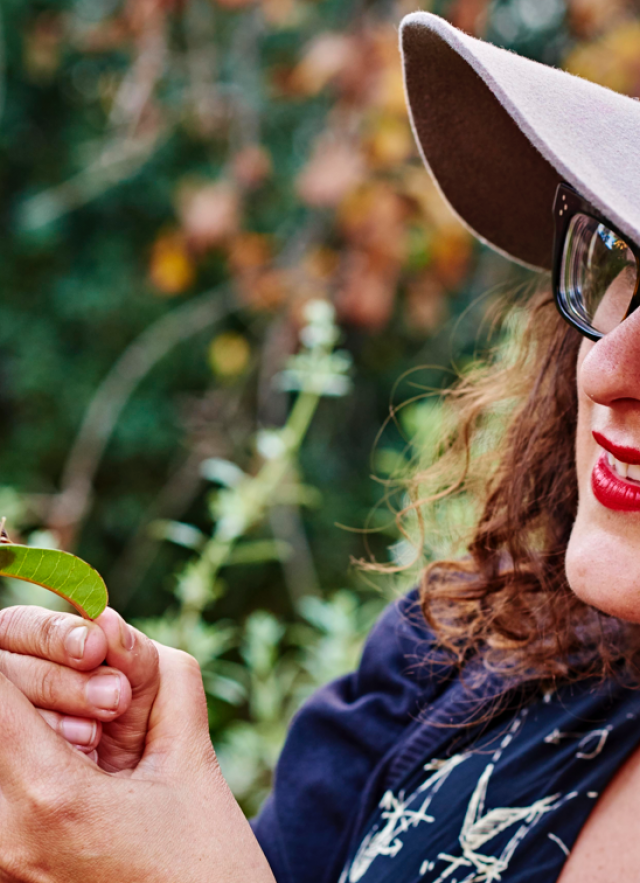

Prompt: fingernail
[
  {"left": 119, "top": 618, "right": 135, "bottom": 652},
  {"left": 86, "top": 674, "right": 121, "bottom": 711},
  {"left": 61, "top": 717, "right": 96, "bottom": 746},
  {"left": 66, "top": 626, "right": 89, "bottom": 661}
]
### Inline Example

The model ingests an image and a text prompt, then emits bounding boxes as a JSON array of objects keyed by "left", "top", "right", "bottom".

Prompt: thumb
[
  {"left": 94, "top": 607, "right": 160, "bottom": 772},
  {"left": 134, "top": 643, "right": 214, "bottom": 778}
]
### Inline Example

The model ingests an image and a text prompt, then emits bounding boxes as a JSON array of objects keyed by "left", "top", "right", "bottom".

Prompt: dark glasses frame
[{"left": 552, "top": 182, "right": 640, "bottom": 341}]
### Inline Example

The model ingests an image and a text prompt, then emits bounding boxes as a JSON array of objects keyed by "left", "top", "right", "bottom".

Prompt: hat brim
[{"left": 400, "top": 13, "right": 640, "bottom": 270}]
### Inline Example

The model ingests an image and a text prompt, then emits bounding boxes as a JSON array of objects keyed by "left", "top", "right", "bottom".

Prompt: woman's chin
[{"left": 566, "top": 513, "right": 640, "bottom": 623}]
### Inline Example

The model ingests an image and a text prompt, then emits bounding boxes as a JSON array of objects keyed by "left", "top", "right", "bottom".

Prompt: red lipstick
[
  {"left": 592, "top": 451, "right": 640, "bottom": 512},
  {"left": 592, "top": 431, "right": 640, "bottom": 465}
]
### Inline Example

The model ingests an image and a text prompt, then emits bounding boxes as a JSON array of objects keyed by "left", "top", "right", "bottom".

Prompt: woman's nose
[{"left": 579, "top": 307, "right": 640, "bottom": 405}]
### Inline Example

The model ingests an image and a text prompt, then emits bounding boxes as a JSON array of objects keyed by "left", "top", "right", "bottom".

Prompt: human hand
[
  {"left": 92, "top": 605, "right": 160, "bottom": 771},
  {"left": 0, "top": 605, "right": 160, "bottom": 771},
  {"left": 0, "top": 642, "right": 276, "bottom": 883},
  {"left": 0, "top": 605, "right": 130, "bottom": 759}
]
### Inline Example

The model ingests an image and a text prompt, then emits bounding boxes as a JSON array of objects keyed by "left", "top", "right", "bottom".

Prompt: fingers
[
  {"left": 96, "top": 608, "right": 159, "bottom": 697},
  {"left": 96, "top": 607, "right": 160, "bottom": 772},
  {"left": 0, "top": 606, "right": 108, "bottom": 671},
  {"left": 137, "top": 643, "right": 213, "bottom": 778},
  {"left": 93, "top": 608, "right": 160, "bottom": 772},
  {"left": 36, "top": 708, "right": 102, "bottom": 752},
  {"left": 0, "top": 649, "right": 132, "bottom": 722}
]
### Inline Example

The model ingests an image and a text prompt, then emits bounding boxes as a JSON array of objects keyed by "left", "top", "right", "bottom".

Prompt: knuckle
[
  {"left": 20, "top": 770, "right": 70, "bottom": 822},
  {"left": 38, "top": 665, "right": 60, "bottom": 708},
  {"left": 38, "top": 613, "right": 66, "bottom": 658},
  {"left": 174, "top": 648, "right": 202, "bottom": 678},
  {"left": 0, "top": 605, "right": 28, "bottom": 646},
  {"left": 0, "top": 607, "right": 70, "bottom": 661}
]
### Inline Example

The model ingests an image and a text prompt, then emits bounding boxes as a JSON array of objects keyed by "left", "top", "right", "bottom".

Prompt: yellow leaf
[
  {"left": 149, "top": 232, "right": 195, "bottom": 296},
  {"left": 364, "top": 114, "right": 415, "bottom": 168},
  {"left": 24, "top": 13, "right": 62, "bottom": 84},
  {"left": 564, "top": 21, "right": 640, "bottom": 95},
  {"left": 208, "top": 332, "right": 251, "bottom": 378}
]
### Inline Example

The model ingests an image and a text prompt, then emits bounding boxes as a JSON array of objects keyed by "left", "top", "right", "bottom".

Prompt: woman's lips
[
  {"left": 592, "top": 453, "right": 640, "bottom": 512},
  {"left": 592, "top": 431, "right": 640, "bottom": 465}
]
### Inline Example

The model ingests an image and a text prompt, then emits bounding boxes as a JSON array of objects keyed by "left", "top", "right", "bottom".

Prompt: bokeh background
[{"left": 0, "top": 0, "right": 638, "bottom": 810}]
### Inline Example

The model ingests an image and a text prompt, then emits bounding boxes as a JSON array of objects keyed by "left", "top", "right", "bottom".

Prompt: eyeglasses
[{"left": 553, "top": 183, "right": 640, "bottom": 341}]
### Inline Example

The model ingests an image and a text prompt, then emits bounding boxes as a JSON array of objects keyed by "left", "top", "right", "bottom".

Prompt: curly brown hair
[{"left": 400, "top": 283, "right": 640, "bottom": 689}]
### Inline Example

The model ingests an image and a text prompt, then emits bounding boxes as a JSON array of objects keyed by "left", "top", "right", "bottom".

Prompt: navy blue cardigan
[{"left": 252, "top": 589, "right": 506, "bottom": 883}]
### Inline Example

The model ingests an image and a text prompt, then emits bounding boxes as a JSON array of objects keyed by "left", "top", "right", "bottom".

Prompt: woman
[{"left": 0, "top": 11, "right": 637, "bottom": 881}]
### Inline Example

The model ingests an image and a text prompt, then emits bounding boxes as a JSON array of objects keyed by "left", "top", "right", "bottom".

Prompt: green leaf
[
  {"left": 0, "top": 545, "right": 108, "bottom": 620},
  {"left": 227, "top": 540, "right": 292, "bottom": 566}
]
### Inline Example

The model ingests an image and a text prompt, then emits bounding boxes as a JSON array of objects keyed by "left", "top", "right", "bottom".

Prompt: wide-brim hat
[{"left": 400, "top": 12, "right": 640, "bottom": 270}]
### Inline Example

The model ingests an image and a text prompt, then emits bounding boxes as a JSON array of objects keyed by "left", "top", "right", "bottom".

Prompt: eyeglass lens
[{"left": 560, "top": 213, "right": 640, "bottom": 334}]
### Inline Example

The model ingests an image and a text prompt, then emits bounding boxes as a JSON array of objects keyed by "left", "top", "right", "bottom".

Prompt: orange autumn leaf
[
  {"left": 364, "top": 114, "right": 415, "bottom": 168},
  {"left": 339, "top": 183, "right": 409, "bottom": 268},
  {"left": 336, "top": 250, "right": 398, "bottom": 330},
  {"left": 149, "top": 231, "right": 195, "bottom": 295},
  {"left": 303, "top": 247, "right": 339, "bottom": 281},
  {"left": 404, "top": 274, "right": 447, "bottom": 333},
  {"left": 448, "top": 0, "right": 490, "bottom": 36},
  {"left": 361, "top": 26, "right": 411, "bottom": 114},
  {"left": 228, "top": 233, "right": 273, "bottom": 275},
  {"left": 566, "top": 0, "right": 628, "bottom": 38},
  {"left": 430, "top": 225, "right": 474, "bottom": 289},
  {"left": 373, "top": 61, "right": 410, "bottom": 116},
  {"left": 236, "top": 268, "right": 292, "bottom": 311},
  {"left": 400, "top": 166, "right": 471, "bottom": 238}
]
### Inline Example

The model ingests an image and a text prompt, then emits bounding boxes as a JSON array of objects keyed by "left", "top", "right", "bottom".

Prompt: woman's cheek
[{"left": 566, "top": 340, "right": 640, "bottom": 622}]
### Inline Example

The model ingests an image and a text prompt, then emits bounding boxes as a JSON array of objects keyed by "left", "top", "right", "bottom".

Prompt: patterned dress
[{"left": 339, "top": 680, "right": 640, "bottom": 883}]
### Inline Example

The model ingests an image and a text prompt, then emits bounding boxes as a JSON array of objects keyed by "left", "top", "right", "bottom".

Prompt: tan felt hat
[{"left": 400, "top": 12, "right": 640, "bottom": 270}]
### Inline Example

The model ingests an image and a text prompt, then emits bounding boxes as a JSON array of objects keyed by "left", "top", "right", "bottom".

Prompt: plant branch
[{"left": 48, "top": 287, "right": 236, "bottom": 547}]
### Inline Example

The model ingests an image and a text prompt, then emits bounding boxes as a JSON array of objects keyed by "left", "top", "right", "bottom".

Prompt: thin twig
[
  {"left": 269, "top": 504, "right": 321, "bottom": 600},
  {"left": 184, "top": 0, "right": 220, "bottom": 136},
  {"left": 108, "top": 450, "right": 206, "bottom": 608},
  {"left": 108, "top": 6, "right": 167, "bottom": 135},
  {"left": 228, "top": 8, "right": 265, "bottom": 150},
  {"left": 109, "top": 384, "right": 249, "bottom": 605},
  {"left": 17, "top": 128, "right": 168, "bottom": 231},
  {"left": 48, "top": 287, "right": 236, "bottom": 546},
  {"left": 257, "top": 317, "right": 320, "bottom": 600}
]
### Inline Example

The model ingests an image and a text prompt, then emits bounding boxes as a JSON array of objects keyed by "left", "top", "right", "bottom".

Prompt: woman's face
[{"left": 567, "top": 300, "right": 640, "bottom": 621}]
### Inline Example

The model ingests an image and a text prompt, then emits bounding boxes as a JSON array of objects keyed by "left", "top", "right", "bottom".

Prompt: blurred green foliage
[{"left": 1, "top": 0, "right": 637, "bottom": 809}]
